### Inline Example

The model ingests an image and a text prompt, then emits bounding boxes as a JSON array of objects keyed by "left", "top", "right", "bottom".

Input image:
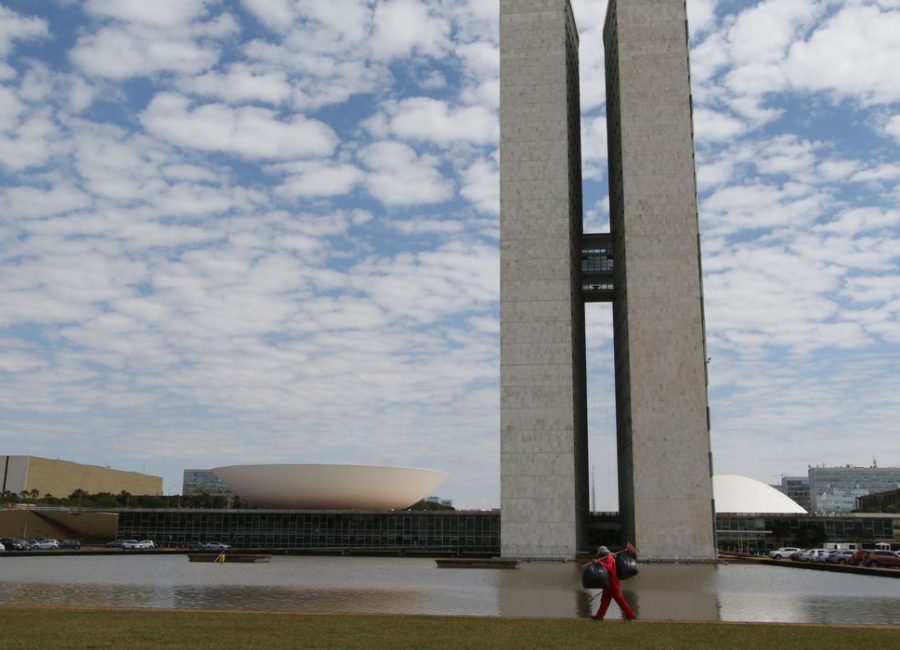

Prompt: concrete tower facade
[
  {"left": 499, "top": 0, "right": 588, "bottom": 558},
  {"left": 604, "top": 0, "right": 716, "bottom": 560},
  {"left": 499, "top": 0, "right": 717, "bottom": 560}
]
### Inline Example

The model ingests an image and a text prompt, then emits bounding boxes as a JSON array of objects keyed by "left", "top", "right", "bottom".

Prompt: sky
[{"left": 1, "top": 0, "right": 898, "bottom": 509}]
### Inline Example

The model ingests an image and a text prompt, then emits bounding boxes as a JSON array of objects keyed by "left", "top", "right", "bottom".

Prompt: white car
[
  {"left": 797, "top": 548, "right": 829, "bottom": 562},
  {"left": 123, "top": 539, "right": 155, "bottom": 550},
  {"left": 0, "top": 541, "right": 5, "bottom": 552},
  {"left": 768, "top": 547, "right": 801, "bottom": 560},
  {"left": 30, "top": 538, "right": 60, "bottom": 550}
]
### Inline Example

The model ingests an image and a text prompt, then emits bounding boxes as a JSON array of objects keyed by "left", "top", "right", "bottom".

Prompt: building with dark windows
[
  {"left": 182, "top": 469, "right": 235, "bottom": 497},
  {"left": 809, "top": 465, "right": 900, "bottom": 513},
  {"left": 715, "top": 513, "right": 896, "bottom": 555},
  {"left": 857, "top": 488, "right": 900, "bottom": 513},
  {"left": 778, "top": 475, "right": 811, "bottom": 512},
  {"left": 117, "top": 509, "right": 499, "bottom": 554},
  {"left": 109, "top": 508, "right": 895, "bottom": 557}
]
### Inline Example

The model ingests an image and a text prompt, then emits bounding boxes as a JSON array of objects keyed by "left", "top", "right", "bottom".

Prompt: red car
[{"left": 863, "top": 550, "right": 900, "bottom": 569}]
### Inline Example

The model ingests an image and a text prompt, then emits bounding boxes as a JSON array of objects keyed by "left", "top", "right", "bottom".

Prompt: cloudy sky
[{"left": 1, "top": 0, "right": 898, "bottom": 509}]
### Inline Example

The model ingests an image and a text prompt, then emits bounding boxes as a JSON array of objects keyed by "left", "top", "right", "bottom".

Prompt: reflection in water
[{"left": 1, "top": 555, "right": 898, "bottom": 625}]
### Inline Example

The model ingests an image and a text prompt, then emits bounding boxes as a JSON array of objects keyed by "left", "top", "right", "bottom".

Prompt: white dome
[
  {"left": 713, "top": 474, "right": 806, "bottom": 514},
  {"left": 212, "top": 464, "right": 449, "bottom": 510}
]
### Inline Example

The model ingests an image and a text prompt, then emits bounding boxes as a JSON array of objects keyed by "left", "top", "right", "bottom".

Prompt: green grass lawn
[{"left": 0, "top": 607, "right": 897, "bottom": 649}]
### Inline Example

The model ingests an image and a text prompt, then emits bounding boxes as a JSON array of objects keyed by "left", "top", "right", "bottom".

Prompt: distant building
[
  {"left": 779, "top": 476, "right": 811, "bottom": 511},
  {"left": 424, "top": 496, "right": 454, "bottom": 508},
  {"left": 1, "top": 455, "right": 162, "bottom": 497},
  {"left": 856, "top": 487, "right": 900, "bottom": 513},
  {"left": 182, "top": 469, "right": 234, "bottom": 497},
  {"left": 809, "top": 465, "right": 900, "bottom": 513}
]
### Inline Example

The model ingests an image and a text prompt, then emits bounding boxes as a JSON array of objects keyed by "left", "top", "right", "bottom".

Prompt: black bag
[
  {"left": 616, "top": 552, "right": 639, "bottom": 580},
  {"left": 581, "top": 562, "right": 610, "bottom": 589}
]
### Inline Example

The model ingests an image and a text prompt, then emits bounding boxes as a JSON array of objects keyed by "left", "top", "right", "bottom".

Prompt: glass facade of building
[
  {"left": 716, "top": 513, "right": 895, "bottom": 554},
  {"left": 809, "top": 466, "right": 900, "bottom": 513},
  {"left": 182, "top": 469, "right": 235, "bottom": 497},
  {"left": 779, "top": 476, "right": 811, "bottom": 511},
  {"left": 115, "top": 509, "right": 896, "bottom": 556},
  {"left": 118, "top": 509, "right": 501, "bottom": 553}
]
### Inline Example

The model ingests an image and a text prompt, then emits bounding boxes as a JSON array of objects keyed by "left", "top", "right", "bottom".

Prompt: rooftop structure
[
  {"left": 211, "top": 464, "right": 449, "bottom": 510},
  {"left": 713, "top": 475, "right": 806, "bottom": 514}
]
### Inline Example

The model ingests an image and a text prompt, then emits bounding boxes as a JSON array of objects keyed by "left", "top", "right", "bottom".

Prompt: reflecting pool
[{"left": 0, "top": 555, "right": 897, "bottom": 625}]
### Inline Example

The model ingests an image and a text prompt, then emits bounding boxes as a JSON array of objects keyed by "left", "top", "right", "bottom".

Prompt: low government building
[{"left": 1, "top": 455, "right": 162, "bottom": 498}]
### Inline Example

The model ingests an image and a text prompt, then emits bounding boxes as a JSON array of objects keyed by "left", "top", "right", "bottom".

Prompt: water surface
[{"left": 0, "top": 555, "right": 897, "bottom": 625}]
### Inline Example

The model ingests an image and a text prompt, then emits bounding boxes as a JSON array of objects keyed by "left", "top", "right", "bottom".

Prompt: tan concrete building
[{"left": 1, "top": 455, "right": 162, "bottom": 497}]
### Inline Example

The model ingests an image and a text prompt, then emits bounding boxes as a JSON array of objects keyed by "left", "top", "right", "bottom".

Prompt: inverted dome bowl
[{"left": 211, "top": 464, "right": 450, "bottom": 510}]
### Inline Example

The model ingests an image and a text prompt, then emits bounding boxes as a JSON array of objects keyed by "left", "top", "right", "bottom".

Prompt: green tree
[{"left": 795, "top": 522, "right": 826, "bottom": 548}]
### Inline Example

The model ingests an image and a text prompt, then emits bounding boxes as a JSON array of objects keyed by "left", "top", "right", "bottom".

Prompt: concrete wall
[
  {"left": 604, "top": 0, "right": 717, "bottom": 560},
  {"left": 1, "top": 455, "right": 162, "bottom": 497},
  {"left": 1, "top": 455, "right": 29, "bottom": 494},
  {"left": 0, "top": 510, "right": 118, "bottom": 542},
  {"left": 499, "top": 0, "right": 588, "bottom": 558}
]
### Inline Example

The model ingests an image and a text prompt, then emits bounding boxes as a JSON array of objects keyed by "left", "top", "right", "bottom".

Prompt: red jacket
[{"left": 594, "top": 554, "right": 620, "bottom": 589}]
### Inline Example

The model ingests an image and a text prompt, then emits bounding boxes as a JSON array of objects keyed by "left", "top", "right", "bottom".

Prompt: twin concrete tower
[{"left": 499, "top": 0, "right": 717, "bottom": 560}]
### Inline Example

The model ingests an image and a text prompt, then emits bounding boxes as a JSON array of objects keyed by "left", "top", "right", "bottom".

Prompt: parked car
[
  {"left": 0, "top": 541, "right": 5, "bottom": 551},
  {"left": 789, "top": 548, "right": 807, "bottom": 560},
  {"left": 862, "top": 550, "right": 900, "bottom": 569},
  {"left": 796, "top": 548, "right": 829, "bottom": 562},
  {"left": 29, "top": 538, "right": 60, "bottom": 550},
  {"left": 123, "top": 539, "right": 155, "bottom": 550},
  {"left": 106, "top": 539, "right": 132, "bottom": 548},
  {"left": 1, "top": 538, "right": 32, "bottom": 550},
  {"left": 59, "top": 539, "right": 81, "bottom": 549},
  {"left": 201, "top": 542, "right": 231, "bottom": 552},
  {"left": 768, "top": 547, "right": 801, "bottom": 560},
  {"left": 849, "top": 549, "right": 869, "bottom": 565},
  {"left": 826, "top": 549, "right": 855, "bottom": 564}
]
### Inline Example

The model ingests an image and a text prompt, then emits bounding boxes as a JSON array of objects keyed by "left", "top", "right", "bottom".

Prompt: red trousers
[{"left": 595, "top": 586, "right": 635, "bottom": 620}]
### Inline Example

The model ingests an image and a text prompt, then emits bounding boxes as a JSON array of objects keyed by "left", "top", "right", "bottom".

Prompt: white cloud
[
  {"left": 178, "top": 64, "right": 293, "bottom": 105},
  {"left": 785, "top": 4, "right": 900, "bottom": 105},
  {"left": 275, "top": 162, "right": 365, "bottom": 198},
  {"left": 360, "top": 141, "right": 453, "bottom": 207},
  {"left": 687, "top": 0, "right": 720, "bottom": 37},
  {"left": 84, "top": 0, "right": 214, "bottom": 27},
  {"left": 818, "top": 207, "right": 900, "bottom": 236},
  {"left": 240, "top": 0, "right": 297, "bottom": 32},
  {"left": 1, "top": 184, "right": 92, "bottom": 220},
  {"left": 71, "top": 25, "right": 223, "bottom": 79},
  {"left": 140, "top": 93, "right": 338, "bottom": 158},
  {"left": 0, "top": 5, "right": 48, "bottom": 60},
  {"left": 352, "top": 240, "right": 497, "bottom": 323},
  {"left": 455, "top": 41, "right": 498, "bottom": 79},
  {"left": 0, "top": 108, "right": 61, "bottom": 171},
  {"left": 370, "top": 0, "right": 450, "bottom": 61},
  {"left": 460, "top": 159, "right": 499, "bottom": 215},
  {"left": 886, "top": 114, "right": 900, "bottom": 143},
  {"left": 378, "top": 97, "right": 498, "bottom": 146},
  {"left": 0, "top": 86, "right": 24, "bottom": 130},
  {"left": 693, "top": 107, "right": 747, "bottom": 142},
  {"left": 386, "top": 218, "right": 464, "bottom": 235}
]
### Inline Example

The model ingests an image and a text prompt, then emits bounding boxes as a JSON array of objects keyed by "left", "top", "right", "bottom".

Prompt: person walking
[{"left": 588, "top": 545, "right": 636, "bottom": 621}]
